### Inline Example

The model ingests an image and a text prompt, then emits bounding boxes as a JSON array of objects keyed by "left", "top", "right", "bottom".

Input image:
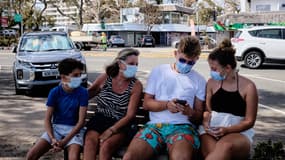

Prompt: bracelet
[{"left": 165, "top": 101, "right": 169, "bottom": 110}]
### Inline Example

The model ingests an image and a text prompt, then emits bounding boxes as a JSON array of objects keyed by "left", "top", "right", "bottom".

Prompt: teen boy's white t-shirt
[{"left": 145, "top": 64, "right": 206, "bottom": 125}]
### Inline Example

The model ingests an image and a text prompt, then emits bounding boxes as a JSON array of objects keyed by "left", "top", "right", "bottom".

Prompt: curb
[{"left": 0, "top": 47, "right": 13, "bottom": 50}]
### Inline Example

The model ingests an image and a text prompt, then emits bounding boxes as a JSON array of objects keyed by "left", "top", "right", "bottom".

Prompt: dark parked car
[
  {"left": 137, "top": 35, "right": 155, "bottom": 47},
  {"left": 108, "top": 35, "right": 125, "bottom": 47}
]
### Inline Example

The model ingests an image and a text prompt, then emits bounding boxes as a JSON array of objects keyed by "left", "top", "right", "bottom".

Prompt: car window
[
  {"left": 234, "top": 31, "right": 243, "bottom": 38},
  {"left": 111, "top": 35, "right": 121, "bottom": 38},
  {"left": 256, "top": 29, "right": 282, "bottom": 39},
  {"left": 248, "top": 30, "right": 258, "bottom": 36},
  {"left": 19, "top": 34, "right": 73, "bottom": 52},
  {"left": 283, "top": 29, "right": 285, "bottom": 39}
]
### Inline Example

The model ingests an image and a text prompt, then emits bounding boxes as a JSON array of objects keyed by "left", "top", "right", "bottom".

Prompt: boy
[{"left": 26, "top": 58, "right": 88, "bottom": 160}]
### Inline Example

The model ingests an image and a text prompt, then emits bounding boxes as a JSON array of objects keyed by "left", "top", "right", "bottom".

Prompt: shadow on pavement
[
  {"left": 258, "top": 89, "right": 285, "bottom": 109},
  {"left": 241, "top": 64, "right": 285, "bottom": 70}
]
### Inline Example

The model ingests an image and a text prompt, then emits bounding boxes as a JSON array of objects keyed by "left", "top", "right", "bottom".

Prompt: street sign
[{"left": 14, "top": 14, "right": 22, "bottom": 23}]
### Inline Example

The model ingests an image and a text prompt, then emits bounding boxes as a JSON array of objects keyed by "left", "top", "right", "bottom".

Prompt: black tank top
[{"left": 211, "top": 73, "right": 246, "bottom": 117}]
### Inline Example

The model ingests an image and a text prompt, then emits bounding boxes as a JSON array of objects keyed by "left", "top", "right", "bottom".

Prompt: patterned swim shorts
[{"left": 135, "top": 123, "right": 200, "bottom": 153}]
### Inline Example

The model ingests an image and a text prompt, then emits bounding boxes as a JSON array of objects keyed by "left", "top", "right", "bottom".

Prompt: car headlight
[
  {"left": 18, "top": 60, "right": 32, "bottom": 68},
  {"left": 16, "top": 69, "right": 23, "bottom": 79}
]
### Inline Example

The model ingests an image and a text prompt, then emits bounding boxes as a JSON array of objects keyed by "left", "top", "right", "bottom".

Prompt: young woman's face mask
[
  {"left": 208, "top": 59, "right": 227, "bottom": 81},
  {"left": 210, "top": 71, "right": 226, "bottom": 81}
]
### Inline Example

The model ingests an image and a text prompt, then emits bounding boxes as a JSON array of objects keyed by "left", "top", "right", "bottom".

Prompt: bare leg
[
  {"left": 168, "top": 139, "right": 193, "bottom": 160},
  {"left": 67, "top": 144, "right": 82, "bottom": 160},
  {"left": 205, "top": 133, "right": 251, "bottom": 160},
  {"left": 99, "top": 132, "right": 126, "bottom": 160},
  {"left": 200, "top": 134, "right": 217, "bottom": 158},
  {"left": 83, "top": 130, "right": 100, "bottom": 160},
  {"left": 123, "top": 138, "right": 154, "bottom": 160},
  {"left": 26, "top": 139, "right": 51, "bottom": 160}
]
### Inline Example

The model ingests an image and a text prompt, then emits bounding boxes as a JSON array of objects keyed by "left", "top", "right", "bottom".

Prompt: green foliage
[
  {"left": 252, "top": 140, "right": 285, "bottom": 160},
  {"left": 135, "top": 1, "right": 162, "bottom": 34}
]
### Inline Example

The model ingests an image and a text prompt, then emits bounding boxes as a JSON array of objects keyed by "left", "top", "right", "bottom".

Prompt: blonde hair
[
  {"left": 106, "top": 48, "right": 140, "bottom": 77},
  {"left": 178, "top": 36, "right": 201, "bottom": 58}
]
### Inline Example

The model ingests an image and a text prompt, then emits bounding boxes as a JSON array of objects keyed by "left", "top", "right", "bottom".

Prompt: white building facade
[
  {"left": 83, "top": 1, "right": 217, "bottom": 47},
  {"left": 240, "top": 0, "right": 285, "bottom": 12},
  {"left": 43, "top": 0, "right": 79, "bottom": 27}
]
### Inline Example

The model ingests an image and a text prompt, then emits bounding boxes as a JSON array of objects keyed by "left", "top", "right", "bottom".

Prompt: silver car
[
  {"left": 108, "top": 35, "right": 125, "bottom": 47},
  {"left": 13, "top": 31, "right": 88, "bottom": 94}
]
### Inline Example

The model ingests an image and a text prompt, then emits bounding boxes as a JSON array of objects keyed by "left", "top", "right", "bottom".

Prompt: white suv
[{"left": 231, "top": 26, "right": 285, "bottom": 69}]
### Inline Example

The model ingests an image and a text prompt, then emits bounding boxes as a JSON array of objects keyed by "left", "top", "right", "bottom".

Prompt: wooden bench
[
  {"left": 64, "top": 98, "right": 202, "bottom": 160},
  {"left": 64, "top": 97, "right": 170, "bottom": 160}
]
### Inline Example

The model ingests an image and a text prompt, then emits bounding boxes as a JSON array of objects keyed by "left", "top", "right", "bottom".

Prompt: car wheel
[{"left": 244, "top": 51, "right": 263, "bottom": 69}]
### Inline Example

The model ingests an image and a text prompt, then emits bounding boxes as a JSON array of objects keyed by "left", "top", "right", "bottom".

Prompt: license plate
[
  {"left": 146, "top": 43, "right": 152, "bottom": 45},
  {"left": 42, "top": 70, "right": 59, "bottom": 77}
]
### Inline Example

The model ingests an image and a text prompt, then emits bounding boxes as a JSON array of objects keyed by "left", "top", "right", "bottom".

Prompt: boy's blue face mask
[
  {"left": 121, "top": 61, "right": 138, "bottom": 78},
  {"left": 175, "top": 57, "right": 195, "bottom": 74},
  {"left": 210, "top": 71, "right": 226, "bottom": 81},
  {"left": 67, "top": 77, "right": 82, "bottom": 88}
]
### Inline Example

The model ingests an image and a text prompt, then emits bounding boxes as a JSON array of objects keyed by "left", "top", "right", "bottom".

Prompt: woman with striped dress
[{"left": 83, "top": 48, "right": 143, "bottom": 160}]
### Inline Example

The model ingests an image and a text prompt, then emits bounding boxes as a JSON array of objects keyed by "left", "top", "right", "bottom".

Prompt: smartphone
[{"left": 176, "top": 99, "right": 187, "bottom": 105}]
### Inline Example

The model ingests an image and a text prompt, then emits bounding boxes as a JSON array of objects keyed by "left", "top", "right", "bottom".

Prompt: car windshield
[
  {"left": 19, "top": 34, "right": 73, "bottom": 52},
  {"left": 111, "top": 36, "right": 121, "bottom": 39}
]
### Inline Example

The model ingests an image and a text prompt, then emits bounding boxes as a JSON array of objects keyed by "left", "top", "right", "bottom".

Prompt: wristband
[{"left": 165, "top": 101, "right": 169, "bottom": 109}]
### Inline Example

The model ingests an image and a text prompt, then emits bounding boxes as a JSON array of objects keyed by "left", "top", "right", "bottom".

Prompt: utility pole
[{"left": 196, "top": 3, "right": 199, "bottom": 37}]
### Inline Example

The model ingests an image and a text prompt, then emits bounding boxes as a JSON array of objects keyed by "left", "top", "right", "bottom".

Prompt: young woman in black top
[{"left": 199, "top": 39, "right": 258, "bottom": 160}]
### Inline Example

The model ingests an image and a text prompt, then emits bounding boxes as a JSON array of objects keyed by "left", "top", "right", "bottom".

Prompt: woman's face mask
[
  {"left": 121, "top": 61, "right": 138, "bottom": 78},
  {"left": 210, "top": 70, "right": 226, "bottom": 81}
]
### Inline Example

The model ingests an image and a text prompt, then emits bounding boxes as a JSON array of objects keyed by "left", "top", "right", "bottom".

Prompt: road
[{"left": 0, "top": 48, "right": 285, "bottom": 159}]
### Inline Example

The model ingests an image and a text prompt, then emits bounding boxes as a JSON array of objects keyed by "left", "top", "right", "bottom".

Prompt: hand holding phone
[
  {"left": 176, "top": 99, "right": 187, "bottom": 106},
  {"left": 175, "top": 99, "right": 187, "bottom": 112}
]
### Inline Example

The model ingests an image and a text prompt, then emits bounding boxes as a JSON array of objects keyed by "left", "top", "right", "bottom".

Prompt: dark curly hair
[
  {"left": 58, "top": 58, "right": 84, "bottom": 75},
  {"left": 208, "top": 38, "right": 237, "bottom": 69}
]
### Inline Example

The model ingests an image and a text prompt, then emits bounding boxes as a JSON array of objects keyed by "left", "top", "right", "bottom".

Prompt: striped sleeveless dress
[{"left": 94, "top": 76, "right": 136, "bottom": 120}]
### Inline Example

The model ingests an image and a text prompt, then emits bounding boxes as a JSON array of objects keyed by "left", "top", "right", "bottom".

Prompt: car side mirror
[
  {"left": 74, "top": 42, "right": 82, "bottom": 50},
  {"left": 12, "top": 45, "right": 17, "bottom": 53}
]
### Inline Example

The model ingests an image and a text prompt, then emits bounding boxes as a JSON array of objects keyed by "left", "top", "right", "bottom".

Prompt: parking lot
[{"left": 0, "top": 48, "right": 285, "bottom": 159}]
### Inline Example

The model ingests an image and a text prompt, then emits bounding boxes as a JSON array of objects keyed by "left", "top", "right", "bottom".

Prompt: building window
[
  {"left": 171, "top": 12, "right": 180, "bottom": 24},
  {"left": 163, "top": 13, "right": 170, "bottom": 24},
  {"left": 256, "top": 5, "right": 271, "bottom": 12}
]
